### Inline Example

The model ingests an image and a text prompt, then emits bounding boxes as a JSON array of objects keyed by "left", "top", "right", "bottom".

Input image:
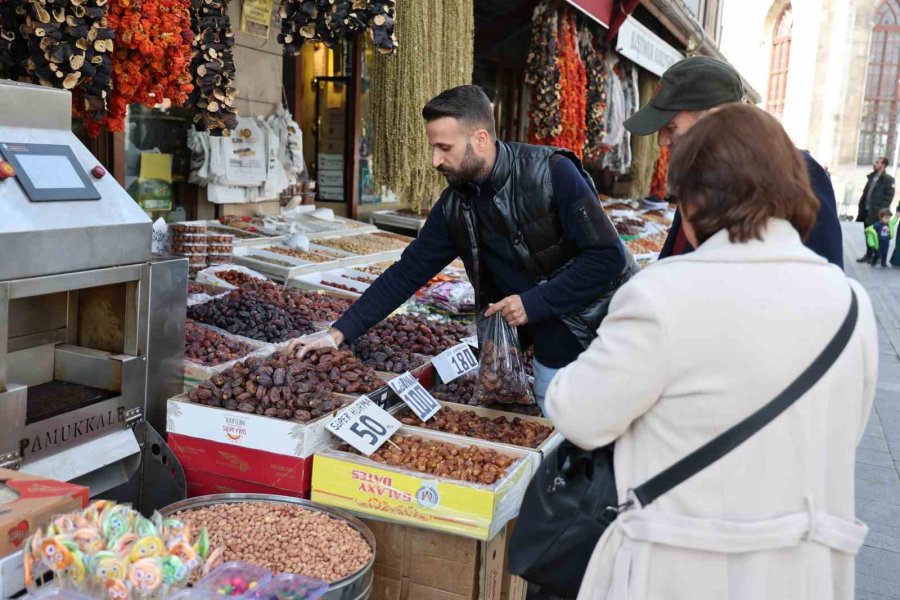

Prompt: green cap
[{"left": 624, "top": 56, "right": 745, "bottom": 136}]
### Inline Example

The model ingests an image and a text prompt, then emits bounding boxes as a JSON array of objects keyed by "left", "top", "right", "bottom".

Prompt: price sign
[
  {"left": 462, "top": 335, "right": 478, "bottom": 348},
  {"left": 327, "top": 396, "right": 402, "bottom": 455},
  {"left": 388, "top": 372, "right": 441, "bottom": 421},
  {"left": 432, "top": 343, "right": 479, "bottom": 383}
]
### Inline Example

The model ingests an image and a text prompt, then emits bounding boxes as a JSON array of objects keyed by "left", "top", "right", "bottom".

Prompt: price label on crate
[
  {"left": 433, "top": 343, "right": 479, "bottom": 383},
  {"left": 462, "top": 335, "right": 478, "bottom": 348},
  {"left": 327, "top": 396, "right": 402, "bottom": 455},
  {"left": 388, "top": 372, "right": 441, "bottom": 421}
]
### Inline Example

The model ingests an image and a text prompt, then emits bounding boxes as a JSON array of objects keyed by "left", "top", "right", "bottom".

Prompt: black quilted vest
[{"left": 441, "top": 141, "right": 637, "bottom": 349}]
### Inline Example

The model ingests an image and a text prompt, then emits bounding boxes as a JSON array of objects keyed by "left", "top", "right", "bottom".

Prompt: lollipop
[
  {"left": 66, "top": 548, "right": 86, "bottom": 586},
  {"left": 104, "top": 577, "right": 129, "bottom": 600},
  {"left": 135, "top": 516, "right": 158, "bottom": 539},
  {"left": 40, "top": 538, "right": 72, "bottom": 571},
  {"left": 91, "top": 552, "right": 128, "bottom": 583},
  {"left": 130, "top": 536, "right": 165, "bottom": 562},
  {"left": 162, "top": 555, "right": 188, "bottom": 585},
  {"left": 72, "top": 528, "right": 103, "bottom": 553},
  {"left": 102, "top": 505, "right": 134, "bottom": 542},
  {"left": 113, "top": 533, "right": 138, "bottom": 557},
  {"left": 129, "top": 557, "right": 163, "bottom": 593},
  {"left": 193, "top": 528, "right": 210, "bottom": 560}
]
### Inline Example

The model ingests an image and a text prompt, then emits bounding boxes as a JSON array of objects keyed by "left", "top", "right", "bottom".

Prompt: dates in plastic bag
[{"left": 472, "top": 313, "right": 534, "bottom": 405}]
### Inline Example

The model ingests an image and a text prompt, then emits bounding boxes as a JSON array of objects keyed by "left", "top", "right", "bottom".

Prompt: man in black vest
[
  {"left": 856, "top": 156, "right": 896, "bottom": 262},
  {"left": 292, "top": 85, "right": 634, "bottom": 408}
]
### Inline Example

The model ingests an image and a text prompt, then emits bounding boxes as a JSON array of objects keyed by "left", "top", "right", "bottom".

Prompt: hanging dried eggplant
[
  {"left": 525, "top": 0, "right": 561, "bottom": 143},
  {"left": 189, "top": 0, "right": 238, "bottom": 136},
  {"left": 278, "top": 0, "right": 396, "bottom": 55},
  {"left": 580, "top": 25, "right": 607, "bottom": 162}
]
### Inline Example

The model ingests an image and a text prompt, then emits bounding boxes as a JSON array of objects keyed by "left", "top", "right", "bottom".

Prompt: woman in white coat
[{"left": 545, "top": 104, "right": 878, "bottom": 600}]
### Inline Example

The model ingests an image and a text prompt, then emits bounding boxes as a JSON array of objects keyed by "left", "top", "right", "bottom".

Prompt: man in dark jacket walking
[
  {"left": 291, "top": 85, "right": 636, "bottom": 408},
  {"left": 856, "top": 156, "right": 896, "bottom": 262},
  {"left": 624, "top": 56, "right": 844, "bottom": 268}
]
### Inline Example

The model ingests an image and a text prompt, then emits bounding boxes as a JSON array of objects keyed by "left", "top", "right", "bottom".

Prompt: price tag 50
[
  {"left": 432, "top": 343, "right": 479, "bottom": 383},
  {"left": 327, "top": 396, "right": 402, "bottom": 455},
  {"left": 388, "top": 372, "right": 441, "bottom": 421}
]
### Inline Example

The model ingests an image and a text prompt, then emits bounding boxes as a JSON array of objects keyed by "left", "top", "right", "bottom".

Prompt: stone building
[{"left": 719, "top": 0, "right": 900, "bottom": 217}]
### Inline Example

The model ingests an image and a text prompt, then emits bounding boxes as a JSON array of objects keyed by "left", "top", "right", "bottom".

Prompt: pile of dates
[
  {"left": 355, "top": 435, "right": 515, "bottom": 485},
  {"left": 398, "top": 406, "right": 553, "bottom": 448},
  {"left": 473, "top": 339, "right": 534, "bottom": 405},
  {"left": 217, "top": 269, "right": 262, "bottom": 288},
  {"left": 350, "top": 333, "right": 426, "bottom": 373},
  {"left": 365, "top": 315, "right": 469, "bottom": 355},
  {"left": 236, "top": 280, "right": 352, "bottom": 322},
  {"left": 187, "top": 292, "right": 317, "bottom": 343},
  {"left": 184, "top": 320, "right": 254, "bottom": 366},
  {"left": 187, "top": 349, "right": 382, "bottom": 421},
  {"left": 434, "top": 376, "right": 543, "bottom": 416}
]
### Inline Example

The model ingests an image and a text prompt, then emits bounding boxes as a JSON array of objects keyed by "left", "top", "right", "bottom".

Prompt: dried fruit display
[
  {"left": 397, "top": 406, "right": 552, "bottom": 448},
  {"left": 217, "top": 269, "right": 264, "bottom": 288},
  {"left": 251, "top": 255, "right": 297, "bottom": 268},
  {"left": 184, "top": 320, "right": 254, "bottom": 366},
  {"left": 433, "top": 376, "right": 543, "bottom": 416},
  {"left": 187, "top": 293, "right": 318, "bottom": 342},
  {"left": 232, "top": 280, "right": 352, "bottom": 322},
  {"left": 265, "top": 245, "right": 345, "bottom": 263},
  {"left": 581, "top": 26, "right": 608, "bottom": 162},
  {"left": 321, "top": 280, "right": 360, "bottom": 293},
  {"left": 348, "top": 274, "right": 376, "bottom": 284},
  {"left": 278, "top": 0, "right": 396, "bottom": 56},
  {"left": 350, "top": 333, "right": 426, "bottom": 373},
  {"left": 350, "top": 435, "right": 516, "bottom": 485},
  {"left": 474, "top": 338, "right": 533, "bottom": 405},
  {"left": 208, "top": 225, "right": 260, "bottom": 239},
  {"left": 188, "top": 0, "right": 238, "bottom": 135},
  {"left": 315, "top": 234, "right": 408, "bottom": 255},
  {"left": 188, "top": 281, "right": 228, "bottom": 296},
  {"left": 174, "top": 502, "right": 373, "bottom": 583},
  {"left": 358, "top": 261, "right": 396, "bottom": 276},
  {"left": 650, "top": 146, "right": 670, "bottom": 200},
  {"left": 625, "top": 234, "right": 666, "bottom": 256},
  {"left": 526, "top": 1, "right": 561, "bottom": 143},
  {"left": 364, "top": 315, "right": 468, "bottom": 355}
]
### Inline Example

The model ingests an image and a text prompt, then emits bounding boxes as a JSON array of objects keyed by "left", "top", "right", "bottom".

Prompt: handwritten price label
[
  {"left": 388, "top": 372, "right": 441, "bottom": 421},
  {"left": 327, "top": 396, "right": 402, "bottom": 455},
  {"left": 432, "top": 343, "right": 479, "bottom": 383}
]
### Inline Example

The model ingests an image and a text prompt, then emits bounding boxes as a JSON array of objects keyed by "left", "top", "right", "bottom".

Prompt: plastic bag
[{"left": 472, "top": 312, "right": 535, "bottom": 405}]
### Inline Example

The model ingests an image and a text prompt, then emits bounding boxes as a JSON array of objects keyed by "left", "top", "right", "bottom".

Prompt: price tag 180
[
  {"left": 388, "top": 372, "right": 441, "bottom": 421},
  {"left": 327, "top": 396, "right": 402, "bottom": 456},
  {"left": 432, "top": 342, "right": 479, "bottom": 383}
]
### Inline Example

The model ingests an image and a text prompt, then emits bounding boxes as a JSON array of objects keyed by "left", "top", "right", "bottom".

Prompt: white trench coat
[{"left": 545, "top": 219, "right": 878, "bottom": 600}]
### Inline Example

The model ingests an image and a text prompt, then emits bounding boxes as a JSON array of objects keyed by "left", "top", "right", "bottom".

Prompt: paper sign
[
  {"left": 327, "top": 396, "right": 401, "bottom": 455},
  {"left": 240, "top": 0, "right": 275, "bottom": 38},
  {"left": 388, "top": 372, "right": 441, "bottom": 421},
  {"left": 462, "top": 335, "right": 478, "bottom": 348},
  {"left": 433, "top": 343, "right": 479, "bottom": 383}
]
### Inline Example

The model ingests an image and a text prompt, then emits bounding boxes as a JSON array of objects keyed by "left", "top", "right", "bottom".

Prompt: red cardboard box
[
  {"left": 184, "top": 468, "right": 310, "bottom": 499},
  {"left": 168, "top": 433, "right": 313, "bottom": 495}
]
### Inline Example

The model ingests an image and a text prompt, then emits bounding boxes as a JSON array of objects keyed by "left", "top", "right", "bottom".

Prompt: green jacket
[{"left": 866, "top": 213, "right": 900, "bottom": 248}]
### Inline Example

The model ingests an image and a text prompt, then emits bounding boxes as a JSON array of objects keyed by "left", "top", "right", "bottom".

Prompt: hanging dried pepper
[
  {"left": 650, "top": 145, "right": 670, "bottom": 200},
  {"left": 188, "top": 0, "right": 238, "bottom": 136},
  {"left": 580, "top": 25, "right": 607, "bottom": 162},
  {"left": 553, "top": 11, "right": 587, "bottom": 158},
  {"left": 526, "top": 0, "right": 561, "bottom": 143}
]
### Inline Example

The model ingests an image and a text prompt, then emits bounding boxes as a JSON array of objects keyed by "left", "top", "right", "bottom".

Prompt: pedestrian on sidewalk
[
  {"left": 867, "top": 208, "right": 897, "bottom": 267},
  {"left": 545, "top": 104, "right": 877, "bottom": 600},
  {"left": 857, "top": 157, "right": 895, "bottom": 263},
  {"left": 624, "top": 56, "right": 844, "bottom": 268}
]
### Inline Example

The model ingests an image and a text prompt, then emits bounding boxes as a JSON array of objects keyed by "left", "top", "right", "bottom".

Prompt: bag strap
[{"left": 632, "top": 289, "right": 859, "bottom": 508}]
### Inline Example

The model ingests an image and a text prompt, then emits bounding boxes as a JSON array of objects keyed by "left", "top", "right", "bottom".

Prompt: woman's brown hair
[{"left": 668, "top": 103, "right": 819, "bottom": 245}]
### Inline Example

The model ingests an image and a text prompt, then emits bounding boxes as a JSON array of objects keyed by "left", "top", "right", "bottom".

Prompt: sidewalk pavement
[{"left": 843, "top": 221, "right": 900, "bottom": 599}]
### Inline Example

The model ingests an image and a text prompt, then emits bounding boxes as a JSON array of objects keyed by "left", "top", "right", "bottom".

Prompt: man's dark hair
[
  {"left": 422, "top": 85, "right": 497, "bottom": 139},
  {"left": 879, "top": 156, "right": 891, "bottom": 167}
]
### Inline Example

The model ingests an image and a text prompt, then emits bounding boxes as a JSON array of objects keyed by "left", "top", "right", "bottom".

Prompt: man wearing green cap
[{"left": 625, "top": 56, "right": 843, "bottom": 267}]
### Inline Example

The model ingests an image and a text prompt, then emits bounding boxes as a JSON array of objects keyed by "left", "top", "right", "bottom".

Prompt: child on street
[{"left": 866, "top": 208, "right": 898, "bottom": 267}]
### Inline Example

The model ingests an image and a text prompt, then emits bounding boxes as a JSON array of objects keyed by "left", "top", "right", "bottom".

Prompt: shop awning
[{"left": 564, "top": 0, "right": 614, "bottom": 27}]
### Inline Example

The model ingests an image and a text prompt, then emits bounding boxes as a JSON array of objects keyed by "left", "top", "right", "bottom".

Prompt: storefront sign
[
  {"left": 615, "top": 17, "right": 684, "bottom": 77},
  {"left": 327, "top": 396, "right": 401, "bottom": 456},
  {"left": 388, "top": 373, "right": 441, "bottom": 422},
  {"left": 241, "top": 0, "right": 275, "bottom": 39},
  {"left": 565, "top": 0, "right": 613, "bottom": 27},
  {"left": 433, "top": 343, "right": 479, "bottom": 383}
]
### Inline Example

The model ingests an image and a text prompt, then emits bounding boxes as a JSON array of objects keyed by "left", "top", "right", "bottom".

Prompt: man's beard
[{"left": 438, "top": 143, "right": 487, "bottom": 187}]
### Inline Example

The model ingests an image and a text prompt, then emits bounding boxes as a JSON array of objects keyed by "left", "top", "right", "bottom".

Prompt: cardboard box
[
  {"left": 0, "top": 469, "right": 89, "bottom": 559},
  {"left": 169, "top": 433, "right": 314, "bottom": 495},
  {"left": 366, "top": 519, "right": 509, "bottom": 600},
  {"left": 184, "top": 468, "right": 310, "bottom": 499},
  {"left": 311, "top": 428, "right": 534, "bottom": 540}
]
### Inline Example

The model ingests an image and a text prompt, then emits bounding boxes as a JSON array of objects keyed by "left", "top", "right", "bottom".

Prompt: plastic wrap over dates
[
  {"left": 364, "top": 315, "right": 468, "bottom": 356},
  {"left": 348, "top": 435, "right": 516, "bottom": 485},
  {"left": 397, "top": 406, "right": 553, "bottom": 448},
  {"left": 184, "top": 320, "right": 254, "bottom": 366}
]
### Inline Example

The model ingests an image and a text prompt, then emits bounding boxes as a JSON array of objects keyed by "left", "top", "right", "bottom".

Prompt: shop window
[
  {"left": 859, "top": 0, "right": 900, "bottom": 166},
  {"left": 766, "top": 6, "right": 792, "bottom": 120}
]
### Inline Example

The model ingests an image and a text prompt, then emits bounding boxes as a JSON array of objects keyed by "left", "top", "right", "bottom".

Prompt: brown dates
[
  {"left": 363, "top": 315, "right": 468, "bottom": 356},
  {"left": 397, "top": 406, "right": 553, "bottom": 448},
  {"left": 184, "top": 320, "right": 254, "bottom": 366}
]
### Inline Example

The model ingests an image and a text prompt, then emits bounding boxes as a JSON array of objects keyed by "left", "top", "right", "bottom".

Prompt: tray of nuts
[
  {"left": 314, "top": 233, "right": 410, "bottom": 257},
  {"left": 160, "top": 494, "right": 375, "bottom": 598},
  {"left": 312, "top": 427, "right": 536, "bottom": 540},
  {"left": 391, "top": 401, "right": 562, "bottom": 458}
]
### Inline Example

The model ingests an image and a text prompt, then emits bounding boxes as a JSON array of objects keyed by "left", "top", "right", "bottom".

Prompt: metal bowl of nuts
[{"left": 160, "top": 493, "right": 376, "bottom": 600}]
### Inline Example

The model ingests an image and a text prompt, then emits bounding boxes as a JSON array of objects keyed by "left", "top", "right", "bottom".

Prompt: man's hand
[
  {"left": 287, "top": 327, "right": 344, "bottom": 360},
  {"left": 485, "top": 295, "right": 528, "bottom": 327}
]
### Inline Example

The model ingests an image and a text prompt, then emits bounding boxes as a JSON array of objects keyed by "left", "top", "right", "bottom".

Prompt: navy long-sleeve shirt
[{"left": 333, "top": 156, "right": 626, "bottom": 368}]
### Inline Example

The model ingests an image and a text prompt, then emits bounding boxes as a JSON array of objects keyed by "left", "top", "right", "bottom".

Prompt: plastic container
[
  {"left": 171, "top": 242, "right": 209, "bottom": 254},
  {"left": 185, "top": 252, "right": 209, "bottom": 265},
  {"left": 250, "top": 574, "right": 329, "bottom": 600},
  {"left": 167, "top": 590, "right": 223, "bottom": 600},
  {"left": 207, "top": 253, "right": 233, "bottom": 266},
  {"left": 196, "top": 562, "right": 273, "bottom": 597},
  {"left": 27, "top": 589, "right": 93, "bottom": 600},
  {"left": 209, "top": 243, "right": 234, "bottom": 254},
  {"left": 172, "top": 223, "right": 207, "bottom": 234},
  {"left": 171, "top": 231, "right": 208, "bottom": 244},
  {"left": 207, "top": 233, "right": 236, "bottom": 244}
]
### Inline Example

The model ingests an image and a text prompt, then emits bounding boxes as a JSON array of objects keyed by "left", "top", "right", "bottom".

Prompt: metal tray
[{"left": 160, "top": 493, "right": 375, "bottom": 600}]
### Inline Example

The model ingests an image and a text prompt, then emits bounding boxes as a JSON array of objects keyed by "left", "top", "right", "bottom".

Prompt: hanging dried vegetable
[
  {"left": 278, "top": 0, "right": 396, "bottom": 56},
  {"left": 370, "top": 0, "right": 473, "bottom": 214},
  {"left": 525, "top": 0, "right": 560, "bottom": 142},
  {"left": 580, "top": 25, "right": 607, "bottom": 162},
  {"left": 650, "top": 145, "right": 669, "bottom": 199},
  {"left": 189, "top": 0, "right": 238, "bottom": 136},
  {"left": 79, "top": 0, "right": 194, "bottom": 135},
  {"left": 554, "top": 12, "right": 587, "bottom": 158}
]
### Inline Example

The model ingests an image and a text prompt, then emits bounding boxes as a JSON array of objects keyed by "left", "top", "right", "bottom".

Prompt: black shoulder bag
[{"left": 509, "top": 290, "right": 859, "bottom": 599}]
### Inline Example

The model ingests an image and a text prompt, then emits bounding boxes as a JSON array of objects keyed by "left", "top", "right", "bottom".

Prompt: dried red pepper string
[{"left": 650, "top": 146, "right": 670, "bottom": 200}]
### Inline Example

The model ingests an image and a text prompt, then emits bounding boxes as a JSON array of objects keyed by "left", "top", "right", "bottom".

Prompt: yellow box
[{"left": 311, "top": 430, "right": 534, "bottom": 540}]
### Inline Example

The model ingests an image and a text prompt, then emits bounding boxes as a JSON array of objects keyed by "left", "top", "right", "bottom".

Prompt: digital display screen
[{"left": 16, "top": 154, "right": 86, "bottom": 189}]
